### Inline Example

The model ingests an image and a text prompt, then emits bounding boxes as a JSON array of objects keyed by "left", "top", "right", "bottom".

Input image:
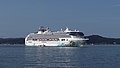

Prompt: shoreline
[{"left": 0, "top": 35, "right": 120, "bottom": 45}]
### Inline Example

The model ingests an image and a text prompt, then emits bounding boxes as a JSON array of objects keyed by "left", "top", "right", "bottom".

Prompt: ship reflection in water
[{"left": 24, "top": 47, "right": 80, "bottom": 68}]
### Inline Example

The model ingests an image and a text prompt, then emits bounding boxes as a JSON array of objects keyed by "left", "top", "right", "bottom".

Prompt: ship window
[
  {"left": 66, "top": 39, "right": 68, "bottom": 41},
  {"left": 54, "top": 38, "right": 59, "bottom": 41},
  {"left": 33, "top": 39, "right": 37, "bottom": 41},
  {"left": 47, "top": 38, "right": 59, "bottom": 41},
  {"left": 40, "top": 38, "right": 47, "bottom": 41},
  {"left": 67, "top": 32, "right": 84, "bottom": 36},
  {"left": 38, "top": 38, "right": 59, "bottom": 41},
  {"left": 61, "top": 39, "right": 65, "bottom": 41},
  {"left": 49, "top": 38, "right": 51, "bottom": 41},
  {"left": 39, "top": 38, "right": 42, "bottom": 41}
]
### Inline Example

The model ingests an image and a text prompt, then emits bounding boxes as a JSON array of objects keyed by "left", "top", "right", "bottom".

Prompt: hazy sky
[{"left": 0, "top": 0, "right": 120, "bottom": 38}]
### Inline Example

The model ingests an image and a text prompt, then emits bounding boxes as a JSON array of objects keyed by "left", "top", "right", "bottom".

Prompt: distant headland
[
  {"left": 0, "top": 35, "right": 120, "bottom": 45},
  {"left": 85, "top": 35, "right": 120, "bottom": 45},
  {"left": 0, "top": 38, "right": 24, "bottom": 44}
]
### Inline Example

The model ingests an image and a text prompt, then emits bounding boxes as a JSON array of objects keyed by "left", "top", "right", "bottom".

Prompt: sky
[{"left": 0, "top": 0, "right": 120, "bottom": 38}]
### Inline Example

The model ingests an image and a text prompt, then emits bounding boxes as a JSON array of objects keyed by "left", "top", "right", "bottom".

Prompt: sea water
[{"left": 0, "top": 45, "right": 120, "bottom": 68}]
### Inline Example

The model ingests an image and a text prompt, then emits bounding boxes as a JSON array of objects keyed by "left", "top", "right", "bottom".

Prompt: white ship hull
[
  {"left": 25, "top": 27, "right": 88, "bottom": 47},
  {"left": 25, "top": 37, "right": 87, "bottom": 47}
]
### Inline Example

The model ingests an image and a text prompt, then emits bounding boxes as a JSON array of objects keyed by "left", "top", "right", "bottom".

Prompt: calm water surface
[{"left": 0, "top": 45, "right": 120, "bottom": 68}]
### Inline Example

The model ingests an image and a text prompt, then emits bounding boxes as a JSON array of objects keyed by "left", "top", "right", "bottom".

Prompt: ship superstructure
[{"left": 25, "top": 26, "right": 88, "bottom": 46}]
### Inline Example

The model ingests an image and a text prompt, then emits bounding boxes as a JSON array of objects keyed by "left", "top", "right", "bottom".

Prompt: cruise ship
[{"left": 25, "top": 26, "right": 88, "bottom": 47}]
